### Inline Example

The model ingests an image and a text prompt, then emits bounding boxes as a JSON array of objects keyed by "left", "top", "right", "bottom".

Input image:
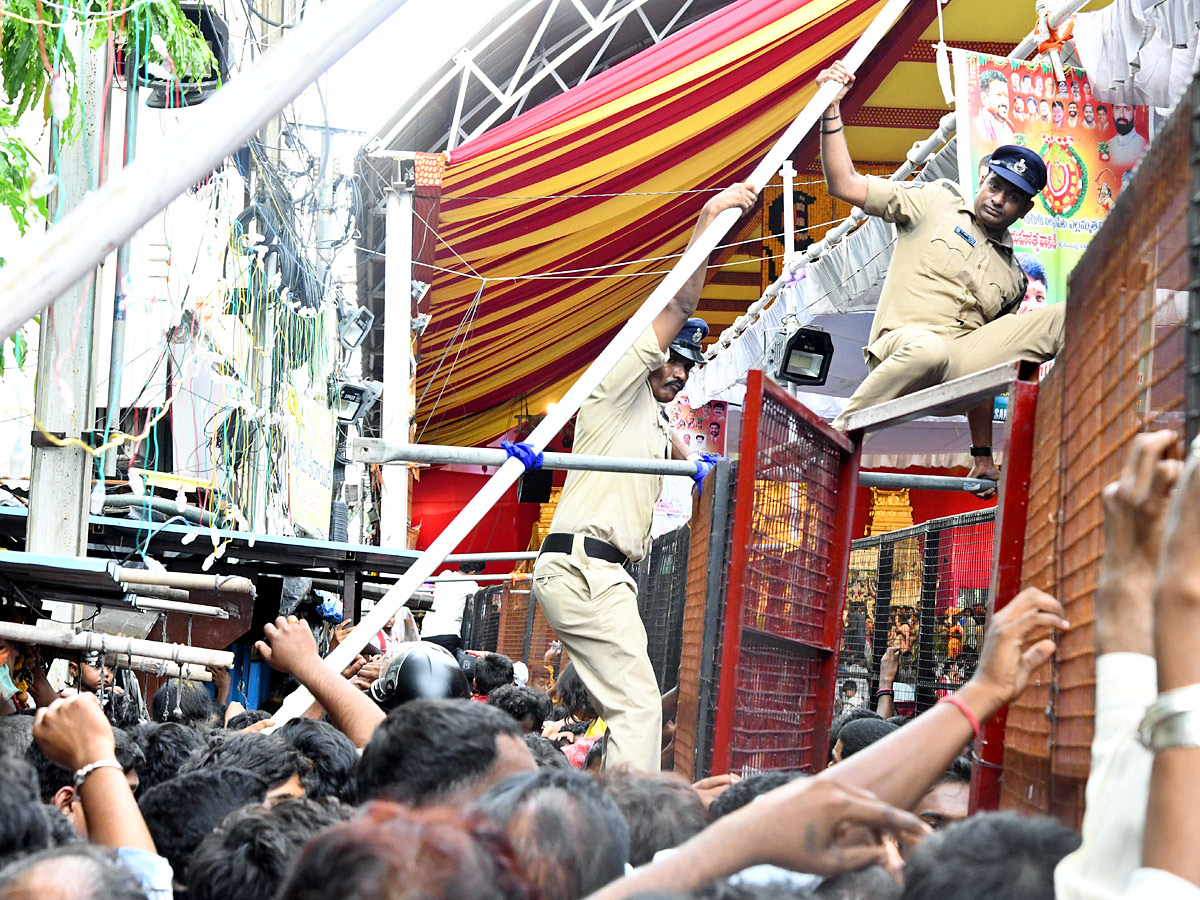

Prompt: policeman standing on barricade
[
  {"left": 531, "top": 183, "right": 757, "bottom": 771},
  {"left": 818, "top": 60, "right": 1065, "bottom": 498}
]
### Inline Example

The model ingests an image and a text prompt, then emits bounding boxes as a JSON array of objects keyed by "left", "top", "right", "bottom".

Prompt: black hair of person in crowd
[
  {"left": 274, "top": 718, "right": 359, "bottom": 803},
  {"left": 832, "top": 718, "right": 898, "bottom": 763},
  {"left": 553, "top": 661, "right": 598, "bottom": 721},
  {"left": 813, "top": 865, "right": 903, "bottom": 900},
  {"left": 276, "top": 802, "right": 535, "bottom": 900},
  {"left": 26, "top": 726, "right": 144, "bottom": 835},
  {"left": 0, "top": 758, "right": 80, "bottom": 869},
  {"left": 0, "top": 714, "right": 35, "bottom": 759},
  {"left": 488, "top": 685, "right": 554, "bottom": 733},
  {"left": 693, "top": 879, "right": 814, "bottom": 900},
  {"left": 900, "top": 811, "right": 1081, "bottom": 900},
  {"left": 129, "top": 722, "right": 206, "bottom": 794},
  {"left": 707, "top": 770, "right": 805, "bottom": 821},
  {"left": 356, "top": 698, "right": 534, "bottom": 808},
  {"left": 0, "top": 843, "right": 147, "bottom": 900},
  {"left": 474, "top": 653, "right": 516, "bottom": 696},
  {"left": 137, "top": 767, "right": 269, "bottom": 889},
  {"left": 827, "top": 707, "right": 882, "bottom": 762},
  {"left": 187, "top": 798, "right": 354, "bottom": 900},
  {"left": 458, "top": 560, "right": 486, "bottom": 575},
  {"left": 476, "top": 768, "right": 630, "bottom": 900},
  {"left": 179, "top": 732, "right": 309, "bottom": 797},
  {"left": 522, "top": 733, "right": 572, "bottom": 770},
  {"left": 584, "top": 735, "right": 606, "bottom": 772},
  {"left": 149, "top": 679, "right": 221, "bottom": 729},
  {"left": 599, "top": 771, "right": 707, "bottom": 867},
  {"left": 226, "top": 709, "right": 272, "bottom": 731}
]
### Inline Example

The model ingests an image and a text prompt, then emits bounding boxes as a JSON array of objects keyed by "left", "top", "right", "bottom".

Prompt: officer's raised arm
[
  {"left": 653, "top": 183, "right": 758, "bottom": 352},
  {"left": 817, "top": 61, "right": 869, "bottom": 209}
]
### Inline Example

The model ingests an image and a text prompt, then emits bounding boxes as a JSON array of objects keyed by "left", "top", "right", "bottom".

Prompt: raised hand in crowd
[
  {"left": 877, "top": 646, "right": 899, "bottom": 717},
  {"left": 822, "top": 586, "right": 1067, "bottom": 814},
  {"left": 585, "top": 776, "right": 926, "bottom": 900},
  {"left": 1142, "top": 437, "right": 1200, "bottom": 889},
  {"left": 33, "top": 693, "right": 156, "bottom": 854},
  {"left": 256, "top": 615, "right": 384, "bottom": 747}
]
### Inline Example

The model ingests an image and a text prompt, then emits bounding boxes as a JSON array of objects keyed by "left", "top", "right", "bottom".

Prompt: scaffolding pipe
[
  {"left": 859, "top": 472, "right": 997, "bottom": 493},
  {"left": 106, "top": 655, "right": 213, "bottom": 682},
  {"left": 353, "top": 440, "right": 700, "bottom": 476},
  {"left": 444, "top": 551, "right": 538, "bottom": 562},
  {"left": 129, "top": 597, "right": 229, "bottom": 618},
  {"left": 268, "top": 0, "right": 917, "bottom": 726},
  {"left": 116, "top": 568, "right": 255, "bottom": 595},
  {"left": 0, "top": 0, "right": 412, "bottom": 333},
  {"left": 121, "top": 584, "right": 191, "bottom": 603},
  {"left": 0, "top": 622, "right": 233, "bottom": 668}
]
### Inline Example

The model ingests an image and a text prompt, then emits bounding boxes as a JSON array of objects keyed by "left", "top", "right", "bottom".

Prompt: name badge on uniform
[{"left": 954, "top": 226, "right": 977, "bottom": 247}]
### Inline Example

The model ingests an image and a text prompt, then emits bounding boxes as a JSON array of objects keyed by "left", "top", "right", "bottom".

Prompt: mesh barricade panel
[
  {"left": 711, "top": 372, "right": 859, "bottom": 776},
  {"left": 640, "top": 526, "right": 692, "bottom": 693},
  {"left": 838, "top": 511, "right": 996, "bottom": 718},
  {"left": 727, "top": 641, "right": 822, "bottom": 773}
]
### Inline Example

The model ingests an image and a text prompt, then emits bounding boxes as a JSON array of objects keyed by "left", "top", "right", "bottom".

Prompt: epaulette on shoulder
[{"left": 932, "top": 178, "right": 967, "bottom": 200}]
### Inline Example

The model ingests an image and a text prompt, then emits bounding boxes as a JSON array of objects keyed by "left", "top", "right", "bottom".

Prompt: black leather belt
[{"left": 539, "top": 533, "right": 628, "bottom": 566}]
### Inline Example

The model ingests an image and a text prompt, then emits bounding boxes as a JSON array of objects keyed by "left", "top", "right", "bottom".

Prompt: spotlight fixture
[
  {"left": 335, "top": 380, "right": 382, "bottom": 423},
  {"left": 411, "top": 280, "right": 431, "bottom": 303},
  {"left": 769, "top": 324, "right": 834, "bottom": 387},
  {"left": 338, "top": 305, "right": 375, "bottom": 350}
]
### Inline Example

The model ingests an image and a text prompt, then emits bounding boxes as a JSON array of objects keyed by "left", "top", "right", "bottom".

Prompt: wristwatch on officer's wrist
[{"left": 970, "top": 446, "right": 992, "bottom": 458}]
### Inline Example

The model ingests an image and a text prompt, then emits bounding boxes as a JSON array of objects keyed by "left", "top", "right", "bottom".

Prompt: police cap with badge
[
  {"left": 669, "top": 317, "right": 709, "bottom": 366},
  {"left": 986, "top": 145, "right": 1048, "bottom": 197}
]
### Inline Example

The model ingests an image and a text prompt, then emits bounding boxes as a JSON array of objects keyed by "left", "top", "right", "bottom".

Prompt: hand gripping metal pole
[
  {"left": 0, "top": 0, "right": 412, "bottom": 330},
  {"left": 268, "top": 0, "right": 916, "bottom": 725}
]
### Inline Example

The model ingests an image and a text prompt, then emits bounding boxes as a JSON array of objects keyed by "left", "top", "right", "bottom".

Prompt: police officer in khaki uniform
[
  {"left": 533, "top": 184, "right": 758, "bottom": 771},
  {"left": 818, "top": 61, "right": 1064, "bottom": 492}
]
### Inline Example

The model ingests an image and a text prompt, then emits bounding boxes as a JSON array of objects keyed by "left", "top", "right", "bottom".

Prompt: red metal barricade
[{"left": 709, "top": 369, "right": 861, "bottom": 774}]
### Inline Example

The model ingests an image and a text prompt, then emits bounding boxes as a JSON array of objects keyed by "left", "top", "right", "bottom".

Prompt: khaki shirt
[
  {"left": 862, "top": 176, "right": 1027, "bottom": 359},
  {"left": 550, "top": 325, "right": 670, "bottom": 562}
]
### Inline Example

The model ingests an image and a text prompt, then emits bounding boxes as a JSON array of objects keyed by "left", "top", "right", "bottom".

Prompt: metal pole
[
  {"left": 102, "top": 60, "right": 141, "bottom": 479},
  {"left": 116, "top": 567, "right": 255, "bottom": 594},
  {"left": 129, "top": 596, "right": 229, "bottom": 618},
  {"left": 354, "top": 439, "right": 700, "bottom": 475},
  {"left": 445, "top": 551, "right": 538, "bottom": 562},
  {"left": 109, "top": 656, "right": 213, "bottom": 681},
  {"left": 267, "top": 0, "right": 917, "bottom": 726},
  {"left": 0, "top": 621, "right": 234, "bottom": 668},
  {"left": 354, "top": 441, "right": 998, "bottom": 492},
  {"left": 249, "top": 252, "right": 277, "bottom": 532},
  {"left": 0, "top": 0, "right": 415, "bottom": 334},
  {"left": 381, "top": 177, "right": 414, "bottom": 549},
  {"left": 859, "top": 472, "right": 997, "bottom": 493}
]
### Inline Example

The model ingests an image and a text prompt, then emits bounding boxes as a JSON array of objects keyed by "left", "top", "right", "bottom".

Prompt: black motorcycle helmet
[{"left": 368, "top": 642, "right": 471, "bottom": 711}]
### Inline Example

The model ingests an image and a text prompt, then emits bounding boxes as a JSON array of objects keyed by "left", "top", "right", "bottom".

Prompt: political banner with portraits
[{"left": 955, "top": 50, "right": 1150, "bottom": 312}]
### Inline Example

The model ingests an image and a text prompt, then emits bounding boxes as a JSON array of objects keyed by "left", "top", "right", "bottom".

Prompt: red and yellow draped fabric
[{"left": 417, "top": 0, "right": 888, "bottom": 447}]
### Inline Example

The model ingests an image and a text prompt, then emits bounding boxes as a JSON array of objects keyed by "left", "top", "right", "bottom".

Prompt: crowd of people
[{"left": 0, "top": 433, "right": 1196, "bottom": 899}]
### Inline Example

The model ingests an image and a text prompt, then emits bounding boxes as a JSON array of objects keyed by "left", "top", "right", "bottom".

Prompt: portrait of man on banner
[{"left": 954, "top": 52, "right": 1151, "bottom": 310}]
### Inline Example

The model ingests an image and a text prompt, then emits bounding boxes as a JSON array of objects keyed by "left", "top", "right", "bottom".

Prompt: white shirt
[
  {"left": 1055, "top": 653, "right": 1157, "bottom": 900},
  {"left": 419, "top": 579, "right": 480, "bottom": 639}
]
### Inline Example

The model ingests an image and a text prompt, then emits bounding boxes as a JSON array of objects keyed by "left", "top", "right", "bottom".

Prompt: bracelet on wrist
[
  {"left": 938, "top": 694, "right": 981, "bottom": 741},
  {"left": 821, "top": 113, "right": 841, "bottom": 121},
  {"left": 821, "top": 125, "right": 844, "bottom": 135},
  {"left": 970, "top": 445, "right": 993, "bottom": 458},
  {"left": 875, "top": 689, "right": 894, "bottom": 697},
  {"left": 1138, "top": 684, "right": 1200, "bottom": 750},
  {"left": 73, "top": 758, "right": 124, "bottom": 790}
]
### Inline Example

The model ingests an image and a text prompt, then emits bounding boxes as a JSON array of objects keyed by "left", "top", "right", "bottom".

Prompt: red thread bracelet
[{"left": 939, "top": 693, "right": 981, "bottom": 740}]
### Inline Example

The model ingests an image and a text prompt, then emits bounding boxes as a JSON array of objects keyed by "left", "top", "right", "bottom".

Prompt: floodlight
[
  {"left": 336, "top": 380, "right": 382, "bottom": 423},
  {"left": 338, "top": 305, "right": 375, "bottom": 350},
  {"left": 770, "top": 325, "right": 834, "bottom": 386},
  {"left": 411, "top": 280, "right": 431, "bottom": 303}
]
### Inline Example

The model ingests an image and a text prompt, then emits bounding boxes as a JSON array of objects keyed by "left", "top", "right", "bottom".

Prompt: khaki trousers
[
  {"left": 834, "top": 303, "right": 1065, "bottom": 425},
  {"left": 532, "top": 536, "right": 662, "bottom": 772}
]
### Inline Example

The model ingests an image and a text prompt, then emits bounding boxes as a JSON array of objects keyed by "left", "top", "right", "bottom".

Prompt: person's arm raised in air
[
  {"left": 32, "top": 693, "right": 156, "bottom": 853},
  {"left": 1054, "top": 432, "right": 1178, "bottom": 900},
  {"left": 585, "top": 777, "right": 927, "bottom": 900},
  {"left": 816, "top": 61, "right": 868, "bottom": 209},
  {"left": 652, "top": 183, "right": 758, "bottom": 352},
  {"left": 256, "top": 615, "right": 385, "bottom": 748},
  {"left": 818, "top": 587, "right": 1067, "bottom": 813},
  {"left": 1140, "top": 441, "right": 1200, "bottom": 890},
  {"left": 876, "top": 647, "right": 898, "bottom": 718}
]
